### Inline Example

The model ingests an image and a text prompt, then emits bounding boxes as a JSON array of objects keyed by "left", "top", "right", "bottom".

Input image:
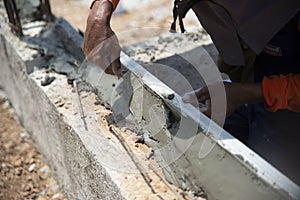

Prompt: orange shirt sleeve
[
  {"left": 90, "top": 0, "right": 119, "bottom": 11},
  {"left": 262, "top": 74, "right": 300, "bottom": 112}
]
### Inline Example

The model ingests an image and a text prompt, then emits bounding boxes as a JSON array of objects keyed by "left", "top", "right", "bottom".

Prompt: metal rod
[
  {"left": 73, "top": 80, "right": 88, "bottom": 131},
  {"left": 3, "top": 0, "right": 23, "bottom": 36},
  {"left": 39, "top": 0, "right": 54, "bottom": 22}
]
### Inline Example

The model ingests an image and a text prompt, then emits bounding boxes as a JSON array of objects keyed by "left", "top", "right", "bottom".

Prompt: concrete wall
[{"left": 0, "top": 21, "right": 125, "bottom": 200}]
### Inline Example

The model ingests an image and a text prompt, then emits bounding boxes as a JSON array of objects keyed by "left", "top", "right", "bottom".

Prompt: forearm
[
  {"left": 83, "top": 0, "right": 115, "bottom": 55},
  {"left": 232, "top": 83, "right": 263, "bottom": 106},
  {"left": 230, "top": 73, "right": 300, "bottom": 112}
]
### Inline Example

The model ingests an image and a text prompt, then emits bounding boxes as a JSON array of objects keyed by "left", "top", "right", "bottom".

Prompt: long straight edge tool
[{"left": 73, "top": 80, "right": 88, "bottom": 131}]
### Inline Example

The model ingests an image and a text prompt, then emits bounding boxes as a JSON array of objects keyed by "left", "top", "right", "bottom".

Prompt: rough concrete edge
[{"left": 0, "top": 25, "right": 126, "bottom": 200}]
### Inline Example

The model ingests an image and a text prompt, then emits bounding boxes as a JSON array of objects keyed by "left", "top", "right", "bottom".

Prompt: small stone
[
  {"left": 81, "top": 94, "right": 88, "bottom": 99},
  {"left": 150, "top": 56, "right": 156, "bottom": 62},
  {"left": 58, "top": 102, "right": 65, "bottom": 107},
  {"left": 52, "top": 193, "right": 61, "bottom": 199},
  {"left": 2, "top": 101, "right": 10, "bottom": 108},
  {"left": 20, "top": 132, "right": 29, "bottom": 138},
  {"left": 39, "top": 190, "right": 46, "bottom": 196},
  {"left": 41, "top": 75, "right": 56, "bottom": 87},
  {"left": 24, "top": 184, "right": 31, "bottom": 191},
  {"left": 135, "top": 137, "right": 145, "bottom": 144},
  {"left": 94, "top": 100, "right": 101, "bottom": 105},
  {"left": 54, "top": 99, "right": 63, "bottom": 105},
  {"left": 8, "top": 108, "right": 15, "bottom": 115},
  {"left": 28, "top": 163, "right": 36, "bottom": 172}
]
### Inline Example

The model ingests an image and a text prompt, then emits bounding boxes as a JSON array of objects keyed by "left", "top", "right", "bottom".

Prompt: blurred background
[{"left": 50, "top": 0, "right": 199, "bottom": 45}]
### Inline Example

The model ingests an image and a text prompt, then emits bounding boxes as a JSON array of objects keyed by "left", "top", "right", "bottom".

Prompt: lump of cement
[
  {"left": 41, "top": 75, "right": 56, "bottom": 86},
  {"left": 49, "top": 58, "right": 76, "bottom": 78},
  {"left": 15, "top": 0, "right": 40, "bottom": 21}
]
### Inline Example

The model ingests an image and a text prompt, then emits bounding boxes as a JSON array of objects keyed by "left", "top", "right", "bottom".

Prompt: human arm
[
  {"left": 191, "top": 73, "right": 300, "bottom": 117},
  {"left": 83, "top": 0, "right": 122, "bottom": 77},
  {"left": 193, "top": 82, "right": 263, "bottom": 117}
]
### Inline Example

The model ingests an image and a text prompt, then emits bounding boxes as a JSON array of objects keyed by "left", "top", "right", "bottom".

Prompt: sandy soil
[{"left": 0, "top": 96, "right": 66, "bottom": 200}]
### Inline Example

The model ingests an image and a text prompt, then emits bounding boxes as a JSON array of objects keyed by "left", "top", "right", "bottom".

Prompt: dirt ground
[
  {"left": 0, "top": 96, "right": 66, "bottom": 200},
  {"left": 49, "top": 0, "right": 199, "bottom": 45}
]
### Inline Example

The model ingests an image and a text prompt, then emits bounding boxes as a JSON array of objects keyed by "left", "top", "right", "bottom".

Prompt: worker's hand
[
  {"left": 83, "top": 0, "right": 122, "bottom": 77},
  {"left": 194, "top": 82, "right": 243, "bottom": 117},
  {"left": 183, "top": 82, "right": 263, "bottom": 117}
]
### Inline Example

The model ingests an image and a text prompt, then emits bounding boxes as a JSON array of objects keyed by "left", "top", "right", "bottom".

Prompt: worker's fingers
[
  {"left": 195, "top": 87, "right": 210, "bottom": 101},
  {"left": 182, "top": 91, "right": 198, "bottom": 106},
  {"left": 104, "top": 65, "right": 114, "bottom": 75},
  {"left": 111, "top": 58, "right": 123, "bottom": 78},
  {"left": 200, "top": 99, "right": 211, "bottom": 117},
  {"left": 182, "top": 87, "right": 210, "bottom": 109},
  {"left": 109, "top": 35, "right": 122, "bottom": 78}
]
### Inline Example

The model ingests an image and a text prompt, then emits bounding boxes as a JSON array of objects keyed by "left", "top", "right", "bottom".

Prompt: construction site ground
[
  {"left": 50, "top": 0, "right": 199, "bottom": 45},
  {"left": 0, "top": 95, "right": 66, "bottom": 200}
]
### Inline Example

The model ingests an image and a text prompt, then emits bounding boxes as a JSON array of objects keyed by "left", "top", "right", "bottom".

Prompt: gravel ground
[{"left": 0, "top": 95, "right": 66, "bottom": 200}]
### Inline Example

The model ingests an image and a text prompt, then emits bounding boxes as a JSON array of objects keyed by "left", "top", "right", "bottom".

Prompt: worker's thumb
[
  {"left": 195, "top": 87, "right": 210, "bottom": 101},
  {"left": 111, "top": 58, "right": 123, "bottom": 78}
]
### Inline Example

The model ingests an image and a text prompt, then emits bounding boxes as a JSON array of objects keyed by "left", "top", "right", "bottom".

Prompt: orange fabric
[
  {"left": 90, "top": 0, "right": 119, "bottom": 11},
  {"left": 262, "top": 74, "right": 300, "bottom": 112}
]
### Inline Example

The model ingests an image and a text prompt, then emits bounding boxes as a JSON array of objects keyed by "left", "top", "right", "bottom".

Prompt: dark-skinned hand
[
  {"left": 183, "top": 82, "right": 263, "bottom": 117},
  {"left": 83, "top": 0, "right": 122, "bottom": 77}
]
